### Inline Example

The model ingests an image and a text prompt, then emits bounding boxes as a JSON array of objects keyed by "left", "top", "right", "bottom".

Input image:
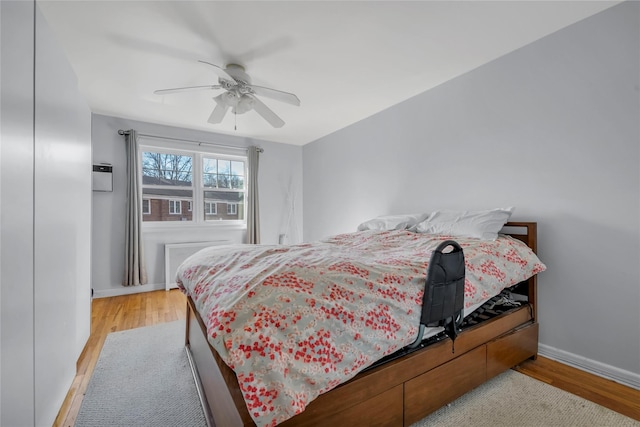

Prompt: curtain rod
[{"left": 117, "top": 129, "right": 264, "bottom": 153}]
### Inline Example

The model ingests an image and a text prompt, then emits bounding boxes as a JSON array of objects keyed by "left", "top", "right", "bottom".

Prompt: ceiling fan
[{"left": 154, "top": 61, "right": 300, "bottom": 128}]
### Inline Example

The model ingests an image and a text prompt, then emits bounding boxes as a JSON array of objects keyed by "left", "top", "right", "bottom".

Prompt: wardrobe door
[
  {"left": 32, "top": 4, "right": 92, "bottom": 426},
  {"left": 0, "top": 2, "right": 36, "bottom": 426}
]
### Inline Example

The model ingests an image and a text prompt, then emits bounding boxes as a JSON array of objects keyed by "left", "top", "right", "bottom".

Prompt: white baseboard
[
  {"left": 93, "top": 282, "right": 166, "bottom": 298},
  {"left": 538, "top": 344, "right": 640, "bottom": 390}
]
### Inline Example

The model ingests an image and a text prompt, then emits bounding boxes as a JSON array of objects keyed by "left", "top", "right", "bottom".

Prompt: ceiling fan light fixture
[
  {"left": 221, "top": 91, "right": 240, "bottom": 106},
  {"left": 233, "top": 95, "right": 255, "bottom": 115}
]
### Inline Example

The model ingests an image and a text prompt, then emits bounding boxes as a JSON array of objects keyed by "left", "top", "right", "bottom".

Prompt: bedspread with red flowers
[{"left": 176, "top": 230, "right": 545, "bottom": 426}]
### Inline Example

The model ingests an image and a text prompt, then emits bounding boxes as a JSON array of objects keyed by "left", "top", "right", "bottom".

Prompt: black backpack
[{"left": 407, "top": 240, "right": 465, "bottom": 352}]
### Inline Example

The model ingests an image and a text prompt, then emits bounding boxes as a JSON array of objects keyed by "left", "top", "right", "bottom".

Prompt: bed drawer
[
  {"left": 282, "top": 384, "right": 404, "bottom": 427},
  {"left": 403, "top": 345, "right": 486, "bottom": 426},
  {"left": 486, "top": 322, "right": 538, "bottom": 379}
]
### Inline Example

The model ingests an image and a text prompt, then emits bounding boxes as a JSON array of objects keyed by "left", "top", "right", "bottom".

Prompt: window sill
[{"left": 142, "top": 222, "right": 247, "bottom": 233}]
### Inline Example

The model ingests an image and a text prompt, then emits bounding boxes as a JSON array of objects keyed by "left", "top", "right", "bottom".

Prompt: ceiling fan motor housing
[{"left": 223, "top": 64, "right": 251, "bottom": 85}]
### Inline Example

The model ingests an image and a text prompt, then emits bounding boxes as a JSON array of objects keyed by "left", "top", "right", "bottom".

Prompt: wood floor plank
[
  {"left": 54, "top": 289, "right": 639, "bottom": 426},
  {"left": 515, "top": 357, "right": 640, "bottom": 421}
]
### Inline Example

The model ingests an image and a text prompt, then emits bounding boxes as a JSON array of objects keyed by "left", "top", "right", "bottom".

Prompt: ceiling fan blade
[
  {"left": 250, "top": 85, "right": 300, "bottom": 106},
  {"left": 208, "top": 95, "right": 230, "bottom": 124},
  {"left": 248, "top": 95, "right": 285, "bottom": 128},
  {"left": 154, "top": 85, "right": 222, "bottom": 95},
  {"left": 198, "top": 60, "right": 235, "bottom": 82}
]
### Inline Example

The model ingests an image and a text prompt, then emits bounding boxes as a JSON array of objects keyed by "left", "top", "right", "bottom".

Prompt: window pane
[
  {"left": 231, "top": 161, "right": 244, "bottom": 176},
  {"left": 142, "top": 152, "right": 192, "bottom": 186},
  {"left": 203, "top": 158, "right": 217, "bottom": 174},
  {"left": 204, "top": 190, "right": 244, "bottom": 221},
  {"left": 142, "top": 189, "right": 193, "bottom": 222},
  {"left": 231, "top": 161, "right": 245, "bottom": 189},
  {"left": 218, "top": 160, "right": 231, "bottom": 175},
  {"left": 203, "top": 173, "right": 217, "bottom": 188},
  {"left": 230, "top": 175, "right": 244, "bottom": 190},
  {"left": 218, "top": 160, "right": 231, "bottom": 189},
  {"left": 203, "top": 158, "right": 217, "bottom": 188},
  {"left": 202, "top": 157, "right": 245, "bottom": 191},
  {"left": 217, "top": 174, "right": 230, "bottom": 189}
]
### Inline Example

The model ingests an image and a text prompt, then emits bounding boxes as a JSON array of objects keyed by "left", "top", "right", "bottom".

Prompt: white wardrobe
[{"left": 1, "top": 1, "right": 92, "bottom": 425}]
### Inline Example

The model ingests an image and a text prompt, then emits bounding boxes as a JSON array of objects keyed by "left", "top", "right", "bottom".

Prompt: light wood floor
[
  {"left": 54, "top": 289, "right": 640, "bottom": 426},
  {"left": 54, "top": 289, "right": 188, "bottom": 427}
]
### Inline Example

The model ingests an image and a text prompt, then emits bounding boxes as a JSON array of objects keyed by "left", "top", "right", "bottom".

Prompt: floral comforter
[{"left": 176, "top": 230, "right": 546, "bottom": 426}]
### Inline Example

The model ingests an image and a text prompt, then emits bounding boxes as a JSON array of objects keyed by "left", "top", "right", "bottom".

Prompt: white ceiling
[{"left": 38, "top": 1, "right": 619, "bottom": 146}]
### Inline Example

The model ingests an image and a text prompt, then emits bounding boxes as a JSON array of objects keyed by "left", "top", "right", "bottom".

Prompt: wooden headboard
[
  {"left": 502, "top": 221, "right": 538, "bottom": 322},
  {"left": 503, "top": 221, "right": 537, "bottom": 253}
]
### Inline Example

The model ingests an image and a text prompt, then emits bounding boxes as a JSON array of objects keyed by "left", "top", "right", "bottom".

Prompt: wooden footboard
[{"left": 184, "top": 221, "right": 540, "bottom": 427}]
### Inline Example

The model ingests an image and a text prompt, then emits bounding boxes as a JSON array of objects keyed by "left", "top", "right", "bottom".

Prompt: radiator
[{"left": 164, "top": 241, "right": 228, "bottom": 290}]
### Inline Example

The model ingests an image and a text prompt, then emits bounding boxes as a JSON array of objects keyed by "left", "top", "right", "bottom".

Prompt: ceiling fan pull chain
[{"left": 234, "top": 111, "right": 237, "bottom": 131}]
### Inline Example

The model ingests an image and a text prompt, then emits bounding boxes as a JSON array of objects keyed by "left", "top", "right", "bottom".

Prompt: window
[
  {"left": 202, "top": 157, "right": 246, "bottom": 222},
  {"left": 141, "top": 150, "right": 193, "bottom": 222},
  {"left": 204, "top": 201, "right": 217, "bottom": 215},
  {"left": 169, "top": 199, "right": 182, "bottom": 215},
  {"left": 142, "top": 199, "right": 151, "bottom": 215},
  {"left": 140, "top": 143, "right": 246, "bottom": 225}
]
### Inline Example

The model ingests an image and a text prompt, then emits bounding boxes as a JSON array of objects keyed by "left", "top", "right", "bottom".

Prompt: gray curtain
[
  {"left": 123, "top": 130, "right": 147, "bottom": 285},
  {"left": 246, "top": 146, "right": 261, "bottom": 244}
]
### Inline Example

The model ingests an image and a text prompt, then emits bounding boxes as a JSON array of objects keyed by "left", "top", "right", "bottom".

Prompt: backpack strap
[{"left": 407, "top": 240, "right": 465, "bottom": 352}]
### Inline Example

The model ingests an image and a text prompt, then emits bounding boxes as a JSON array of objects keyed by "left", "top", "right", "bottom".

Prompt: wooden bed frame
[{"left": 184, "top": 222, "right": 539, "bottom": 427}]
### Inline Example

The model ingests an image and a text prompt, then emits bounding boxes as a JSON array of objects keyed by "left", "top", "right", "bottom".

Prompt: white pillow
[
  {"left": 357, "top": 213, "right": 429, "bottom": 231},
  {"left": 413, "top": 207, "right": 515, "bottom": 240}
]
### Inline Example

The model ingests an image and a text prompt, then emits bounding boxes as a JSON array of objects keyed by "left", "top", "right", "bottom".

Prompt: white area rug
[
  {"left": 75, "top": 321, "right": 206, "bottom": 427},
  {"left": 411, "top": 369, "right": 639, "bottom": 427},
  {"left": 76, "top": 321, "right": 638, "bottom": 427}
]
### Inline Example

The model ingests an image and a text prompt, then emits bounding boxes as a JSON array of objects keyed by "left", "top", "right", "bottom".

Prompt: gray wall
[
  {"left": 303, "top": 2, "right": 639, "bottom": 386},
  {"left": 1, "top": 2, "right": 92, "bottom": 425},
  {"left": 92, "top": 114, "right": 303, "bottom": 297}
]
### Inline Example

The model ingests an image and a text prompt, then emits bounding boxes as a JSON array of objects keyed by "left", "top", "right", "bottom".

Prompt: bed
[{"left": 178, "top": 221, "right": 545, "bottom": 427}]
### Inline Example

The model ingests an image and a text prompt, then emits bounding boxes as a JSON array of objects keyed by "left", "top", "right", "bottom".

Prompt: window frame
[
  {"left": 139, "top": 139, "right": 248, "bottom": 230},
  {"left": 142, "top": 198, "right": 151, "bottom": 215}
]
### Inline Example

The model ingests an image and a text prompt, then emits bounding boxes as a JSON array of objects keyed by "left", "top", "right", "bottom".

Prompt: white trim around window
[{"left": 139, "top": 138, "right": 248, "bottom": 229}]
